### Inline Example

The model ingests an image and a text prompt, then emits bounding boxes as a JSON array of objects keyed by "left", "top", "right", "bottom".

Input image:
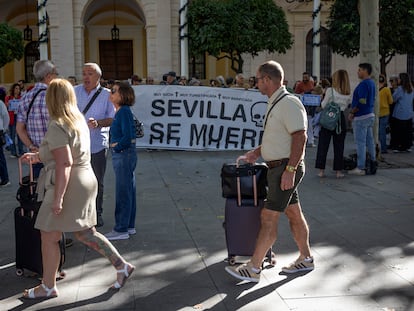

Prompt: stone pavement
[{"left": 0, "top": 132, "right": 413, "bottom": 311}]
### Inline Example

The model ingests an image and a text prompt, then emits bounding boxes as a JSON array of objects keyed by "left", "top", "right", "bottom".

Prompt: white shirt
[{"left": 321, "top": 87, "right": 351, "bottom": 111}]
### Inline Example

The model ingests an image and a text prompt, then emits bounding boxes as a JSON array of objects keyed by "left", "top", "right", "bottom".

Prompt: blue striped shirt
[{"left": 74, "top": 84, "right": 115, "bottom": 153}]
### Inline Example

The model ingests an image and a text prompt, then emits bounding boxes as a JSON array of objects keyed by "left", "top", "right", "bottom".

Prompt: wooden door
[{"left": 99, "top": 40, "right": 133, "bottom": 80}]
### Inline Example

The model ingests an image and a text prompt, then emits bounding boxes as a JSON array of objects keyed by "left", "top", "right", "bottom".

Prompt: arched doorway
[
  {"left": 82, "top": 0, "right": 146, "bottom": 81},
  {"left": 306, "top": 27, "right": 332, "bottom": 81}
]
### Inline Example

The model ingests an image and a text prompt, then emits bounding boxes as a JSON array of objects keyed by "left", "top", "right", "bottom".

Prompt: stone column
[{"left": 47, "top": 0, "right": 76, "bottom": 78}]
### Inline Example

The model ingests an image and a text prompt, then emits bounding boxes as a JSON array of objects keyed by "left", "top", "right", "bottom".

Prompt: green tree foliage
[
  {"left": 187, "top": 0, "right": 293, "bottom": 73},
  {"left": 327, "top": 0, "right": 414, "bottom": 74},
  {"left": 0, "top": 23, "right": 24, "bottom": 69}
]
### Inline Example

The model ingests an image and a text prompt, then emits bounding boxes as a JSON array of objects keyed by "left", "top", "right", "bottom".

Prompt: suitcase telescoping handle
[
  {"left": 18, "top": 155, "right": 35, "bottom": 195},
  {"left": 236, "top": 156, "right": 258, "bottom": 207}
]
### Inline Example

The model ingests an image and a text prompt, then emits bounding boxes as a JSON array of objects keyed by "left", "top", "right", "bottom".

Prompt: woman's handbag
[
  {"left": 221, "top": 157, "right": 268, "bottom": 202},
  {"left": 319, "top": 88, "right": 341, "bottom": 134},
  {"left": 132, "top": 114, "right": 144, "bottom": 138},
  {"left": 0, "top": 130, "right": 6, "bottom": 147}
]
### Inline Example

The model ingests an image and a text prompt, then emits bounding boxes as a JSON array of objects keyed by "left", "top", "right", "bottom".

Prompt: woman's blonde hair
[
  {"left": 46, "top": 78, "right": 85, "bottom": 135},
  {"left": 331, "top": 69, "right": 351, "bottom": 95}
]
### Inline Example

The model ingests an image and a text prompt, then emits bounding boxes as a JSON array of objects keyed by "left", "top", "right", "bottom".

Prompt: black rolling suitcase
[
  {"left": 14, "top": 157, "right": 66, "bottom": 278},
  {"left": 221, "top": 157, "right": 275, "bottom": 266}
]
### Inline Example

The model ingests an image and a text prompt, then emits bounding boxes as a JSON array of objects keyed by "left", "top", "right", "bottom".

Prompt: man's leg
[
  {"left": 284, "top": 202, "right": 311, "bottom": 259},
  {"left": 352, "top": 119, "right": 367, "bottom": 170},
  {"left": 91, "top": 149, "right": 107, "bottom": 227},
  {"left": 250, "top": 208, "right": 281, "bottom": 269},
  {"left": 280, "top": 201, "right": 314, "bottom": 273},
  {"left": 366, "top": 116, "right": 376, "bottom": 160}
]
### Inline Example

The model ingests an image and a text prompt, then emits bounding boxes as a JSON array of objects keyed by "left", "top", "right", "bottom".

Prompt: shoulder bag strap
[
  {"left": 82, "top": 87, "right": 102, "bottom": 115},
  {"left": 26, "top": 88, "right": 47, "bottom": 123},
  {"left": 331, "top": 88, "right": 343, "bottom": 135},
  {"left": 264, "top": 93, "right": 289, "bottom": 129}
]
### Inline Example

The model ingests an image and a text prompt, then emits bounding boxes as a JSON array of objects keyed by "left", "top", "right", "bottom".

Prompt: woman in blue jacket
[
  {"left": 390, "top": 73, "right": 413, "bottom": 152},
  {"left": 105, "top": 82, "right": 138, "bottom": 241}
]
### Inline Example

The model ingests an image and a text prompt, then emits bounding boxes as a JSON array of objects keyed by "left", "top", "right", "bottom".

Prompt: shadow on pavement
[{"left": 8, "top": 288, "right": 117, "bottom": 311}]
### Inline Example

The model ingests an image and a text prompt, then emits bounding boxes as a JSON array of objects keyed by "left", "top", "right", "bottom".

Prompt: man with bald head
[{"left": 75, "top": 63, "right": 115, "bottom": 227}]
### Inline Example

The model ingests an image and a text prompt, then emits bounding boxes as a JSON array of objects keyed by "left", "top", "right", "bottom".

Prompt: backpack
[
  {"left": 343, "top": 152, "right": 377, "bottom": 175},
  {"left": 319, "top": 88, "right": 341, "bottom": 134}
]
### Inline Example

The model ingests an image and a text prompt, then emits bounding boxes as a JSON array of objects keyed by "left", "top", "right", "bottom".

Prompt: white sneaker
[
  {"left": 225, "top": 262, "right": 261, "bottom": 283},
  {"left": 104, "top": 230, "right": 129, "bottom": 240},
  {"left": 348, "top": 167, "right": 366, "bottom": 176},
  {"left": 128, "top": 228, "right": 136, "bottom": 235}
]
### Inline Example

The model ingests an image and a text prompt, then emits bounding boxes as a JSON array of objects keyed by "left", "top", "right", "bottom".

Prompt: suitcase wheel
[
  {"left": 228, "top": 256, "right": 236, "bottom": 266},
  {"left": 16, "top": 268, "right": 24, "bottom": 276}
]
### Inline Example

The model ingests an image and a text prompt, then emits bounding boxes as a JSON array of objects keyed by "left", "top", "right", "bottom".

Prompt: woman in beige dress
[{"left": 22, "top": 78, "right": 134, "bottom": 299}]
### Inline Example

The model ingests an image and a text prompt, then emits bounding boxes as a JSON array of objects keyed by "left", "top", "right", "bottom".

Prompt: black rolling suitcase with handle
[
  {"left": 14, "top": 157, "right": 66, "bottom": 278},
  {"left": 221, "top": 157, "right": 275, "bottom": 266}
]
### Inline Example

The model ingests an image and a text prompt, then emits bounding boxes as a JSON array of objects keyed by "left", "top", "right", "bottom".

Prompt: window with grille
[
  {"left": 24, "top": 42, "right": 40, "bottom": 83},
  {"left": 306, "top": 27, "right": 332, "bottom": 82}
]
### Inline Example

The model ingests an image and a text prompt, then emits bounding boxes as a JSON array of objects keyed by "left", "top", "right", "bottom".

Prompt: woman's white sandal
[
  {"left": 112, "top": 263, "right": 135, "bottom": 289},
  {"left": 23, "top": 283, "right": 58, "bottom": 299}
]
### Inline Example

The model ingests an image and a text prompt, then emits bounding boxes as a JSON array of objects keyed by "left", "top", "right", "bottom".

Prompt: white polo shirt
[{"left": 261, "top": 86, "right": 307, "bottom": 161}]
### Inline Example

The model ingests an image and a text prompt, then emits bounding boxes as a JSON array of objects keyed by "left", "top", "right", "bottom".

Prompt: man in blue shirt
[
  {"left": 348, "top": 63, "right": 377, "bottom": 175},
  {"left": 75, "top": 63, "right": 115, "bottom": 227}
]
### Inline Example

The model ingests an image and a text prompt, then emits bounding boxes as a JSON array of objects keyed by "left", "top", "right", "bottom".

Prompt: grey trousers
[{"left": 91, "top": 148, "right": 108, "bottom": 216}]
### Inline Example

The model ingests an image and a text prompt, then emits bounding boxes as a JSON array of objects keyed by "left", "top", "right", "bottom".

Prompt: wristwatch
[{"left": 285, "top": 165, "right": 297, "bottom": 173}]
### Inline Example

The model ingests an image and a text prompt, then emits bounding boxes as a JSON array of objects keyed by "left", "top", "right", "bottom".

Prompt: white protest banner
[
  {"left": 131, "top": 85, "right": 269, "bottom": 151},
  {"left": 302, "top": 94, "right": 321, "bottom": 106}
]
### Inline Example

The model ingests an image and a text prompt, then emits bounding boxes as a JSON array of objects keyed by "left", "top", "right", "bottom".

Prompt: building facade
[{"left": 0, "top": 0, "right": 409, "bottom": 88}]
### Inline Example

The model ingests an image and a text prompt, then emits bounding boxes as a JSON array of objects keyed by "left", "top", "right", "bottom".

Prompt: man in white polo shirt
[{"left": 225, "top": 60, "right": 314, "bottom": 282}]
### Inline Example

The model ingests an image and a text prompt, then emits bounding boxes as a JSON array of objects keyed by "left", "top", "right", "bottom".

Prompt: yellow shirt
[
  {"left": 261, "top": 86, "right": 307, "bottom": 161},
  {"left": 379, "top": 86, "right": 393, "bottom": 117}
]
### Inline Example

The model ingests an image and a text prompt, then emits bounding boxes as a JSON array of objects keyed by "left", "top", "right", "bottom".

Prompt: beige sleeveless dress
[{"left": 35, "top": 120, "right": 97, "bottom": 232}]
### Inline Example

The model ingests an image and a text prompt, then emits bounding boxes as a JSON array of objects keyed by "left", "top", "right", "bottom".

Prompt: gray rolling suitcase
[{"left": 222, "top": 157, "right": 275, "bottom": 266}]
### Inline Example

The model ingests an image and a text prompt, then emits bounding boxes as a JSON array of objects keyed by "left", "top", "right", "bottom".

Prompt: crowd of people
[
  {"left": 0, "top": 60, "right": 413, "bottom": 297},
  {"left": 0, "top": 61, "right": 136, "bottom": 298},
  {"left": 92, "top": 71, "right": 259, "bottom": 89},
  {"left": 288, "top": 65, "right": 413, "bottom": 177}
]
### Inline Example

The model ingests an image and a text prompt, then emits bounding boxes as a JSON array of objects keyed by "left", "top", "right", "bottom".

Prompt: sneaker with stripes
[
  {"left": 282, "top": 256, "right": 314, "bottom": 273},
  {"left": 225, "top": 262, "right": 261, "bottom": 283}
]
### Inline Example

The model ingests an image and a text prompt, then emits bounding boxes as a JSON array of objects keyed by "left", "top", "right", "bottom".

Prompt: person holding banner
[
  {"left": 295, "top": 72, "right": 316, "bottom": 147},
  {"left": 5, "top": 83, "right": 24, "bottom": 157},
  {"left": 315, "top": 70, "right": 352, "bottom": 179},
  {"left": 225, "top": 60, "right": 314, "bottom": 283}
]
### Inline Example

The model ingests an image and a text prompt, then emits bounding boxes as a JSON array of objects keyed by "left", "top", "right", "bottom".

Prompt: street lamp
[
  {"left": 23, "top": 0, "right": 32, "bottom": 41},
  {"left": 111, "top": 0, "right": 120, "bottom": 40}
]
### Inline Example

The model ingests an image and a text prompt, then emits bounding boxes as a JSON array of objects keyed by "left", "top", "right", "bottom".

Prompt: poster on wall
[{"left": 131, "top": 85, "right": 269, "bottom": 151}]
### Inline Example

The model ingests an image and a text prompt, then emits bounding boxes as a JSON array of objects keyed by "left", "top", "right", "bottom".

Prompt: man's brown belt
[{"left": 265, "top": 158, "right": 289, "bottom": 169}]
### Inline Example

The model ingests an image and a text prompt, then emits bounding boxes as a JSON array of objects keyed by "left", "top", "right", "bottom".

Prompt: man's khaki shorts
[{"left": 264, "top": 161, "right": 305, "bottom": 212}]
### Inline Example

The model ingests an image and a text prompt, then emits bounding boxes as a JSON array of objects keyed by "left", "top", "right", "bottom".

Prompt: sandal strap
[
  {"left": 116, "top": 263, "right": 130, "bottom": 277},
  {"left": 27, "top": 288, "right": 35, "bottom": 299},
  {"left": 113, "top": 280, "right": 122, "bottom": 289},
  {"left": 41, "top": 283, "right": 57, "bottom": 297}
]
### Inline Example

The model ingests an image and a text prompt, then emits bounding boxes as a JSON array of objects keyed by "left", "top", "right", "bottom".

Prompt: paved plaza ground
[{"left": 0, "top": 132, "right": 413, "bottom": 311}]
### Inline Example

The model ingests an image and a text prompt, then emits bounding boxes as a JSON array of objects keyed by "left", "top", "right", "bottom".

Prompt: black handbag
[
  {"left": 221, "top": 161, "right": 268, "bottom": 201},
  {"left": 132, "top": 114, "right": 144, "bottom": 138},
  {"left": 0, "top": 130, "right": 6, "bottom": 147}
]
